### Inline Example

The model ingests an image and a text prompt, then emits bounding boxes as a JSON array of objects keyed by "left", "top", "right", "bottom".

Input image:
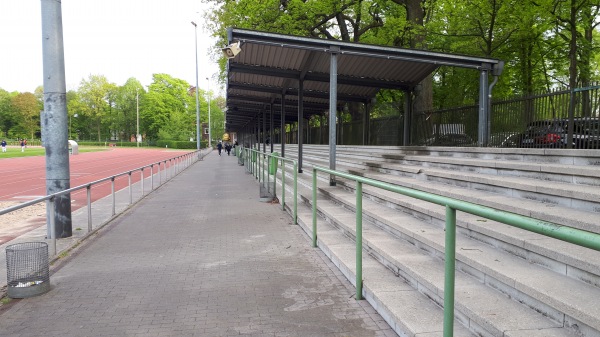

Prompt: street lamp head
[{"left": 191, "top": 21, "right": 197, "bottom": 27}]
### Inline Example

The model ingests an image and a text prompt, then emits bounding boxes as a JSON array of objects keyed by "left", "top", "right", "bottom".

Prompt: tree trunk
[{"left": 405, "top": 0, "right": 433, "bottom": 115}]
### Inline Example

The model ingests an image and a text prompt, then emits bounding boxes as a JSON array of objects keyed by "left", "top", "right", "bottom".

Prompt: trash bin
[
  {"left": 237, "top": 148, "right": 244, "bottom": 165},
  {"left": 269, "top": 152, "right": 279, "bottom": 175},
  {"left": 6, "top": 242, "right": 51, "bottom": 298}
]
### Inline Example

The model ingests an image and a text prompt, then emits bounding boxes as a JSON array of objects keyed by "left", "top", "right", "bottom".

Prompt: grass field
[{"left": 0, "top": 146, "right": 105, "bottom": 159}]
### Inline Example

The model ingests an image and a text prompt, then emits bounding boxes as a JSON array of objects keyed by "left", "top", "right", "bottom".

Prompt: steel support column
[
  {"left": 263, "top": 105, "right": 266, "bottom": 153},
  {"left": 328, "top": 46, "right": 339, "bottom": 186},
  {"left": 403, "top": 90, "right": 413, "bottom": 146},
  {"left": 270, "top": 103, "right": 274, "bottom": 153},
  {"left": 41, "top": 0, "right": 72, "bottom": 238},
  {"left": 478, "top": 69, "right": 490, "bottom": 147},
  {"left": 298, "top": 79, "right": 304, "bottom": 173},
  {"left": 281, "top": 93, "right": 286, "bottom": 157}
]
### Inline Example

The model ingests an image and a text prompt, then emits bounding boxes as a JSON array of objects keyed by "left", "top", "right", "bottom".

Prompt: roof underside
[{"left": 224, "top": 28, "right": 501, "bottom": 132}]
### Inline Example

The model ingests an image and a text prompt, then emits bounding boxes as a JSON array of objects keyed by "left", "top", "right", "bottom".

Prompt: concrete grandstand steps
[
  {"left": 378, "top": 153, "right": 600, "bottom": 183},
  {"left": 285, "top": 174, "right": 586, "bottom": 337},
  {"left": 259, "top": 145, "right": 600, "bottom": 336},
  {"left": 281, "top": 146, "right": 600, "bottom": 276},
  {"left": 348, "top": 170, "right": 600, "bottom": 235},
  {"left": 312, "top": 182, "right": 600, "bottom": 333}
]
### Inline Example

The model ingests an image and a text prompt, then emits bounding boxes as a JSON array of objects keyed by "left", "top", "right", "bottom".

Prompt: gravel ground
[{"left": 0, "top": 201, "right": 46, "bottom": 243}]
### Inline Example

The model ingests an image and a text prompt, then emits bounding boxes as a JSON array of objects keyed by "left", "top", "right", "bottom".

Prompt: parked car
[
  {"left": 504, "top": 118, "right": 600, "bottom": 149},
  {"left": 573, "top": 117, "right": 600, "bottom": 149}
]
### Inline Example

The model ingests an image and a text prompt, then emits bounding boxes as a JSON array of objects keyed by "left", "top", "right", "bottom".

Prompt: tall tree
[
  {"left": 78, "top": 75, "right": 114, "bottom": 142},
  {"left": 143, "top": 74, "right": 195, "bottom": 141},
  {"left": 0, "top": 89, "right": 16, "bottom": 137},
  {"left": 11, "top": 92, "right": 41, "bottom": 139},
  {"left": 112, "top": 78, "right": 143, "bottom": 141}
]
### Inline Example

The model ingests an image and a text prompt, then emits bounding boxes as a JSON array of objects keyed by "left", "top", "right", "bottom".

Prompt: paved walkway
[{"left": 0, "top": 152, "right": 396, "bottom": 337}]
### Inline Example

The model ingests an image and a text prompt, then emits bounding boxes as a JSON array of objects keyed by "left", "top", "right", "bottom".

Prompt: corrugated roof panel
[{"left": 225, "top": 29, "right": 501, "bottom": 130}]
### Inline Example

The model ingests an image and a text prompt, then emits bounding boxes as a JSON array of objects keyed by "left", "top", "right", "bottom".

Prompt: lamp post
[
  {"left": 206, "top": 76, "right": 211, "bottom": 147},
  {"left": 136, "top": 88, "right": 140, "bottom": 147},
  {"left": 191, "top": 21, "right": 201, "bottom": 152},
  {"left": 69, "top": 113, "right": 78, "bottom": 139}
]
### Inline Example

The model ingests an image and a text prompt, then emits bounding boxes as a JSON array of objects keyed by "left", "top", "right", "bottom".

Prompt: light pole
[
  {"left": 206, "top": 76, "right": 211, "bottom": 147},
  {"left": 191, "top": 21, "right": 201, "bottom": 152},
  {"left": 69, "top": 113, "right": 78, "bottom": 139},
  {"left": 136, "top": 88, "right": 140, "bottom": 147}
]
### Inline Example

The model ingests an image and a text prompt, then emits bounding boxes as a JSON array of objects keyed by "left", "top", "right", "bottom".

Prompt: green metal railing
[
  {"left": 310, "top": 165, "right": 600, "bottom": 337},
  {"left": 242, "top": 147, "right": 298, "bottom": 224}
]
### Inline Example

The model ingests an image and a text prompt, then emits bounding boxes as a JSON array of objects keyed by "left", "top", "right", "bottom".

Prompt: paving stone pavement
[{"left": 0, "top": 151, "right": 397, "bottom": 337}]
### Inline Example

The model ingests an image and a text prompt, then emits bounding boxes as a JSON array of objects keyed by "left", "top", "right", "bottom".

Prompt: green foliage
[
  {"left": 78, "top": 74, "right": 116, "bottom": 141},
  {"left": 0, "top": 88, "right": 16, "bottom": 137},
  {"left": 143, "top": 74, "right": 195, "bottom": 141},
  {"left": 11, "top": 92, "right": 41, "bottom": 139},
  {"left": 155, "top": 140, "right": 206, "bottom": 149}
]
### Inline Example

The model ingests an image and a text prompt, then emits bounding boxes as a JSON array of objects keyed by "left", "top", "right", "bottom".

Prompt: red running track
[{"left": 0, "top": 147, "right": 193, "bottom": 210}]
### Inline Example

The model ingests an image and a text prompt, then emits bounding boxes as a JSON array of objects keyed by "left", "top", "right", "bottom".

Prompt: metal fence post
[
  {"left": 87, "top": 185, "right": 92, "bottom": 232},
  {"left": 356, "top": 181, "right": 363, "bottom": 300},
  {"left": 128, "top": 172, "right": 132, "bottom": 205},
  {"left": 312, "top": 168, "right": 317, "bottom": 248},
  {"left": 293, "top": 160, "right": 298, "bottom": 225},
  {"left": 150, "top": 165, "right": 154, "bottom": 190},
  {"left": 141, "top": 167, "right": 145, "bottom": 196},
  {"left": 443, "top": 206, "right": 457, "bottom": 337},
  {"left": 281, "top": 158, "right": 286, "bottom": 210},
  {"left": 48, "top": 197, "right": 56, "bottom": 256},
  {"left": 111, "top": 177, "right": 116, "bottom": 216}
]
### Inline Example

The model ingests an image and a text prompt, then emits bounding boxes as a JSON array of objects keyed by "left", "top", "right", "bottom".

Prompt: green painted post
[
  {"left": 443, "top": 206, "right": 457, "bottom": 337},
  {"left": 293, "top": 160, "right": 298, "bottom": 225},
  {"left": 281, "top": 157, "right": 286, "bottom": 210},
  {"left": 356, "top": 181, "right": 363, "bottom": 300},
  {"left": 312, "top": 168, "right": 317, "bottom": 248}
]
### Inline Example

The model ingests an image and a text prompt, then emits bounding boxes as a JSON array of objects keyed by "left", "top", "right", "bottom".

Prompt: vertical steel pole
[
  {"left": 298, "top": 79, "right": 304, "bottom": 173},
  {"left": 312, "top": 168, "right": 317, "bottom": 248},
  {"left": 356, "top": 181, "right": 363, "bottom": 300},
  {"left": 281, "top": 93, "right": 286, "bottom": 158},
  {"left": 191, "top": 22, "right": 201, "bottom": 153},
  {"left": 128, "top": 172, "right": 132, "bottom": 204},
  {"left": 293, "top": 160, "right": 298, "bottom": 224},
  {"left": 329, "top": 46, "right": 339, "bottom": 186},
  {"left": 281, "top": 158, "right": 286, "bottom": 210},
  {"left": 111, "top": 177, "right": 116, "bottom": 216},
  {"left": 41, "top": 0, "right": 72, "bottom": 238},
  {"left": 150, "top": 165, "right": 154, "bottom": 190},
  {"left": 477, "top": 69, "right": 489, "bottom": 147},
  {"left": 158, "top": 162, "right": 162, "bottom": 185},
  {"left": 48, "top": 197, "right": 56, "bottom": 256},
  {"left": 443, "top": 206, "right": 457, "bottom": 337},
  {"left": 141, "top": 168, "right": 145, "bottom": 195},
  {"left": 136, "top": 88, "right": 140, "bottom": 147},
  {"left": 87, "top": 185, "right": 92, "bottom": 232}
]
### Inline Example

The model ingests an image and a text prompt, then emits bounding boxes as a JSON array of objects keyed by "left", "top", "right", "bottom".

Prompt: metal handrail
[
  {"left": 243, "top": 147, "right": 298, "bottom": 224},
  {"left": 311, "top": 165, "right": 600, "bottom": 337},
  {"left": 0, "top": 150, "right": 201, "bottom": 256}
]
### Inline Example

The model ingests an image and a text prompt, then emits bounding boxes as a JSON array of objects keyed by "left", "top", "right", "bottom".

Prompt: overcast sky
[{"left": 0, "top": 0, "right": 221, "bottom": 94}]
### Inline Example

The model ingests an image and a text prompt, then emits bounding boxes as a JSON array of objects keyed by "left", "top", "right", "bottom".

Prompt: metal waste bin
[
  {"left": 269, "top": 152, "right": 279, "bottom": 175},
  {"left": 6, "top": 242, "right": 51, "bottom": 298}
]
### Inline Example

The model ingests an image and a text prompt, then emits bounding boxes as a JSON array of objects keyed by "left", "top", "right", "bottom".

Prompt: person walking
[
  {"left": 20, "top": 139, "right": 25, "bottom": 152},
  {"left": 1, "top": 139, "right": 6, "bottom": 153},
  {"left": 217, "top": 141, "right": 223, "bottom": 156}
]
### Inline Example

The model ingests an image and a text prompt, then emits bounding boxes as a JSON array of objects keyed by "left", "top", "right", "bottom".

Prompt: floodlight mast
[{"left": 191, "top": 21, "right": 201, "bottom": 153}]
